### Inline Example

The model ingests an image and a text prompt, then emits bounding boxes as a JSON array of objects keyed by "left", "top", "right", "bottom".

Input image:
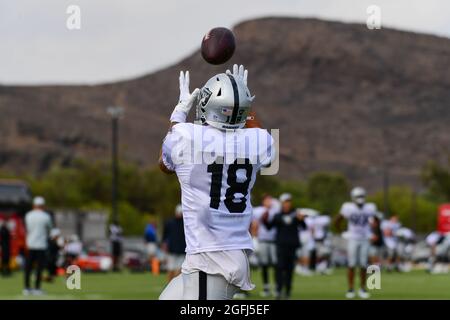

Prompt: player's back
[
  {"left": 162, "top": 123, "right": 274, "bottom": 254},
  {"left": 25, "top": 209, "right": 51, "bottom": 250}
]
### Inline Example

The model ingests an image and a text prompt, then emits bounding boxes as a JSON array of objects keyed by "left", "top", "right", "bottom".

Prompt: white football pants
[{"left": 159, "top": 271, "right": 239, "bottom": 300}]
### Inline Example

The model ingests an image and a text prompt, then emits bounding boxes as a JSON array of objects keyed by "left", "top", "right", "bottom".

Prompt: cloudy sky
[{"left": 1, "top": 0, "right": 449, "bottom": 85}]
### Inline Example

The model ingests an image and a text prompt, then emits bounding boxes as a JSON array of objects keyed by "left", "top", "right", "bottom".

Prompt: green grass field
[{"left": 0, "top": 269, "right": 449, "bottom": 300}]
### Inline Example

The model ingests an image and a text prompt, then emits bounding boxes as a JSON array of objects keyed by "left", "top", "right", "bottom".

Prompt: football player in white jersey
[
  {"left": 304, "top": 212, "right": 332, "bottom": 274},
  {"left": 395, "top": 227, "right": 415, "bottom": 272},
  {"left": 251, "top": 194, "right": 280, "bottom": 297},
  {"left": 296, "top": 208, "right": 319, "bottom": 276},
  {"left": 426, "top": 231, "right": 450, "bottom": 274},
  {"left": 335, "top": 187, "right": 376, "bottom": 299},
  {"left": 158, "top": 64, "right": 275, "bottom": 300},
  {"left": 381, "top": 215, "right": 402, "bottom": 271}
]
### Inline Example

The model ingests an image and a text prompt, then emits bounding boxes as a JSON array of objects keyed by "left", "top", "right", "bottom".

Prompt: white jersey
[
  {"left": 381, "top": 220, "right": 401, "bottom": 236},
  {"left": 300, "top": 215, "right": 330, "bottom": 250},
  {"left": 426, "top": 231, "right": 443, "bottom": 246},
  {"left": 396, "top": 227, "right": 414, "bottom": 242},
  {"left": 65, "top": 241, "right": 83, "bottom": 256},
  {"left": 340, "top": 202, "right": 377, "bottom": 240},
  {"left": 25, "top": 209, "right": 52, "bottom": 250},
  {"left": 381, "top": 219, "right": 401, "bottom": 249},
  {"left": 162, "top": 123, "right": 275, "bottom": 254},
  {"left": 305, "top": 215, "right": 331, "bottom": 241},
  {"left": 252, "top": 201, "right": 280, "bottom": 242}
]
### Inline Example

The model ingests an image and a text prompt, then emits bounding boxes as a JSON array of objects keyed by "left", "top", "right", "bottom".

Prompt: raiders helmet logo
[{"left": 200, "top": 87, "right": 213, "bottom": 107}]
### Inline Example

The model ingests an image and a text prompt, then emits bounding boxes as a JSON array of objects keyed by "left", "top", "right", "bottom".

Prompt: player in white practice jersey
[
  {"left": 335, "top": 187, "right": 376, "bottom": 299},
  {"left": 426, "top": 231, "right": 450, "bottom": 274},
  {"left": 395, "top": 227, "right": 415, "bottom": 272},
  {"left": 158, "top": 64, "right": 275, "bottom": 300},
  {"left": 296, "top": 209, "right": 318, "bottom": 276},
  {"left": 381, "top": 215, "right": 402, "bottom": 271},
  {"left": 304, "top": 212, "right": 332, "bottom": 274},
  {"left": 251, "top": 194, "right": 280, "bottom": 297}
]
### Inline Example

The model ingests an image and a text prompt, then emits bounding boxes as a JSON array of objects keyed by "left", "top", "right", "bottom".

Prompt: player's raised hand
[
  {"left": 226, "top": 64, "right": 248, "bottom": 86},
  {"left": 174, "top": 87, "right": 200, "bottom": 116},
  {"left": 226, "top": 64, "right": 255, "bottom": 104},
  {"left": 170, "top": 70, "right": 200, "bottom": 123},
  {"left": 179, "top": 71, "right": 191, "bottom": 103}
]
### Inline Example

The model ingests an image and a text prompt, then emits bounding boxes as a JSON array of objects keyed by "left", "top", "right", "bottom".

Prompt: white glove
[
  {"left": 170, "top": 71, "right": 200, "bottom": 123},
  {"left": 226, "top": 64, "right": 248, "bottom": 85},
  {"left": 178, "top": 70, "right": 191, "bottom": 103},
  {"left": 226, "top": 64, "right": 254, "bottom": 101}
]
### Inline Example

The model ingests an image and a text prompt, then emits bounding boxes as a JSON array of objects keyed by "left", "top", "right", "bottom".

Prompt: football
[{"left": 201, "top": 27, "right": 236, "bottom": 65}]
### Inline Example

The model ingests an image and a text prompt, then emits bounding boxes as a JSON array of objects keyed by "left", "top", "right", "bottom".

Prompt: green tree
[
  {"left": 279, "top": 179, "right": 309, "bottom": 209},
  {"left": 422, "top": 159, "right": 450, "bottom": 202},
  {"left": 251, "top": 174, "right": 282, "bottom": 205},
  {"left": 113, "top": 201, "right": 147, "bottom": 236},
  {"left": 306, "top": 172, "right": 350, "bottom": 215},
  {"left": 369, "top": 186, "right": 438, "bottom": 232},
  {"left": 1, "top": 158, "right": 441, "bottom": 235}
]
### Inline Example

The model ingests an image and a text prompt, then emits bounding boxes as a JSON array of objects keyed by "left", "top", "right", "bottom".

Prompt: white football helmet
[
  {"left": 196, "top": 73, "right": 253, "bottom": 130},
  {"left": 351, "top": 187, "right": 366, "bottom": 205}
]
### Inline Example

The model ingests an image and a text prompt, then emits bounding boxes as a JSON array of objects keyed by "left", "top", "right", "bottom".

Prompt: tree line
[{"left": 1, "top": 157, "right": 449, "bottom": 235}]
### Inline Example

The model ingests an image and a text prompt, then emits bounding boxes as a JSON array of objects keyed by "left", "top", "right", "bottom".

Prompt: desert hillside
[{"left": 1, "top": 17, "right": 450, "bottom": 189}]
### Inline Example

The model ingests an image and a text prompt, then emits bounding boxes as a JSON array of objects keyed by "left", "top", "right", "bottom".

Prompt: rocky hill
[{"left": 1, "top": 17, "right": 450, "bottom": 189}]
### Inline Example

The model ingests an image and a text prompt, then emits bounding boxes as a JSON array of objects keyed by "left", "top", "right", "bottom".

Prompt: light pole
[
  {"left": 107, "top": 106, "right": 124, "bottom": 224},
  {"left": 369, "top": 165, "right": 390, "bottom": 215},
  {"left": 382, "top": 163, "right": 390, "bottom": 216},
  {"left": 410, "top": 186, "right": 424, "bottom": 232}
]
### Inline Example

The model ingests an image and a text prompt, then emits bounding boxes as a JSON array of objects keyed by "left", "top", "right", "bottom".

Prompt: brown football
[{"left": 201, "top": 27, "right": 236, "bottom": 65}]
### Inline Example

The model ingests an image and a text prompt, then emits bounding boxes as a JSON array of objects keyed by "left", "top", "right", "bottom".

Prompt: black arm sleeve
[
  {"left": 297, "top": 219, "right": 307, "bottom": 230},
  {"left": 264, "top": 214, "right": 279, "bottom": 230}
]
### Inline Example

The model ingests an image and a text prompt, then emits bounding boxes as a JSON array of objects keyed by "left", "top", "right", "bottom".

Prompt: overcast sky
[{"left": 1, "top": 0, "right": 449, "bottom": 85}]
